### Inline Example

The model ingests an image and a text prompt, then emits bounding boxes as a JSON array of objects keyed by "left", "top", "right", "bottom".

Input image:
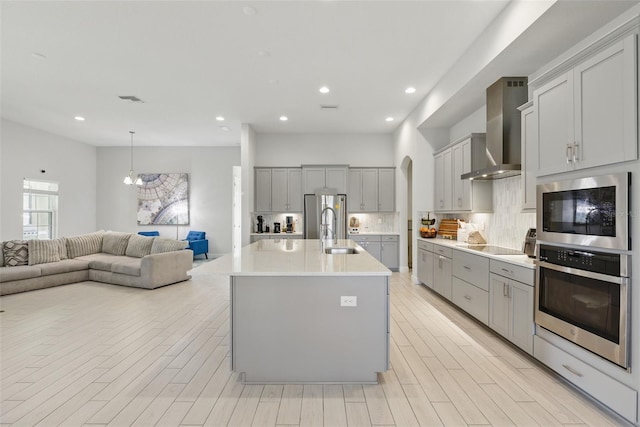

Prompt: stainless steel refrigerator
[{"left": 303, "top": 194, "right": 348, "bottom": 239}]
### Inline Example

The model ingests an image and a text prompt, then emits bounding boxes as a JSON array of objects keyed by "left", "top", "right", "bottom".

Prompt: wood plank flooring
[{"left": 0, "top": 270, "right": 628, "bottom": 426}]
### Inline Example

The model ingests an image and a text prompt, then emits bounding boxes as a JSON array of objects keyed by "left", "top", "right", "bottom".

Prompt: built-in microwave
[{"left": 537, "top": 172, "right": 631, "bottom": 250}]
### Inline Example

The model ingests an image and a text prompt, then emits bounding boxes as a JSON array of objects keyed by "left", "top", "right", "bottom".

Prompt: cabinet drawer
[
  {"left": 490, "top": 260, "right": 534, "bottom": 285},
  {"left": 534, "top": 336, "right": 637, "bottom": 422},
  {"left": 417, "top": 240, "right": 433, "bottom": 251},
  {"left": 432, "top": 245, "right": 452, "bottom": 258},
  {"left": 381, "top": 235, "right": 398, "bottom": 242},
  {"left": 452, "top": 277, "right": 489, "bottom": 325},
  {"left": 350, "top": 235, "right": 381, "bottom": 243},
  {"left": 453, "top": 250, "right": 489, "bottom": 291}
]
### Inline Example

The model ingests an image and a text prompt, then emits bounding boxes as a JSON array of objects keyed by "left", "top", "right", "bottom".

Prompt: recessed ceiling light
[
  {"left": 280, "top": 116, "right": 288, "bottom": 121},
  {"left": 216, "top": 116, "right": 225, "bottom": 121},
  {"left": 385, "top": 117, "right": 394, "bottom": 122},
  {"left": 405, "top": 87, "right": 416, "bottom": 94},
  {"left": 220, "top": 126, "right": 230, "bottom": 131},
  {"left": 74, "top": 116, "right": 85, "bottom": 121},
  {"left": 242, "top": 6, "right": 257, "bottom": 15},
  {"left": 319, "top": 86, "right": 330, "bottom": 94}
]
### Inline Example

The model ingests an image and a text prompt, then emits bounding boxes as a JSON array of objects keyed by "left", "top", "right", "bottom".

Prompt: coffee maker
[
  {"left": 273, "top": 222, "right": 281, "bottom": 233},
  {"left": 256, "top": 216, "right": 264, "bottom": 233},
  {"left": 523, "top": 228, "right": 537, "bottom": 258},
  {"left": 286, "top": 216, "right": 293, "bottom": 233}
]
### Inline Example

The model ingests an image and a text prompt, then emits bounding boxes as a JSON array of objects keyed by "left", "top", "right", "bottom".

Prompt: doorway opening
[{"left": 401, "top": 156, "right": 413, "bottom": 270}]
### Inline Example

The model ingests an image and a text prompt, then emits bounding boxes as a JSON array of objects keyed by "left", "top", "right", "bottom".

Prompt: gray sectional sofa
[{"left": 0, "top": 231, "right": 193, "bottom": 296}]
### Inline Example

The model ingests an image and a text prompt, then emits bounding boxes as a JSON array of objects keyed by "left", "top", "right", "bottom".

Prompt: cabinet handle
[
  {"left": 572, "top": 142, "right": 579, "bottom": 163},
  {"left": 464, "top": 295, "right": 472, "bottom": 301},
  {"left": 503, "top": 283, "right": 508, "bottom": 297},
  {"left": 501, "top": 268, "right": 513, "bottom": 275},
  {"left": 566, "top": 144, "right": 572, "bottom": 164},
  {"left": 463, "top": 265, "right": 471, "bottom": 270},
  {"left": 562, "top": 364, "right": 583, "bottom": 378}
]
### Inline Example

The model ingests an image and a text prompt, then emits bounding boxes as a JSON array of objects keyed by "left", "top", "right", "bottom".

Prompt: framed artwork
[{"left": 137, "top": 173, "right": 189, "bottom": 225}]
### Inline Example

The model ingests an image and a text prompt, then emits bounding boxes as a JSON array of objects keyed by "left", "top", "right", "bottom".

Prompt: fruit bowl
[{"left": 420, "top": 229, "right": 437, "bottom": 238}]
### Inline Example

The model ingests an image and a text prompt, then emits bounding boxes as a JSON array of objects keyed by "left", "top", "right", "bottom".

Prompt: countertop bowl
[{"left": 420, "top": 230, "right": 437, "bottom": 238}]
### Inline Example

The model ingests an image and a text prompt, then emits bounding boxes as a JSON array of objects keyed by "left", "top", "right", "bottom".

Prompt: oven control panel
[{"left": 538, "top": 245, "right": 623, "bottom": 276}]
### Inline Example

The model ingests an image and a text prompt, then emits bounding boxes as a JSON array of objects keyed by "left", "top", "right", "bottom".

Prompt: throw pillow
[
  {"left": 66, "top": 231, "right": 105, "bottom": 259},
  {"left": 28, "top": 239, "right": 61, "bottom": 265},
  {"left": 52, "top": 237, "right": 68, "bottom": 260},
  {"left": 125, "top": 234, "right": 155, "bottom": 258},
  {"left": 102, "top": 232, "right": 132, "bottom": 256},
  {"left": 3, "top": 240, "right": 29, "bottom": 267},
  {"left": 150, "top": 238, "right": 188, "bottom": 254}
]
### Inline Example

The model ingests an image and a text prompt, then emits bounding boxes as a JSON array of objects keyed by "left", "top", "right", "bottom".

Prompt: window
[{"left": 23, "top": 179, "right": 59, "bottom": 240}]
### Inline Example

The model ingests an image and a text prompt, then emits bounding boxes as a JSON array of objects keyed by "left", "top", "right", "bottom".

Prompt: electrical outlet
[{"left": 340, "top": 296, "right": 357, "bottom": 307}]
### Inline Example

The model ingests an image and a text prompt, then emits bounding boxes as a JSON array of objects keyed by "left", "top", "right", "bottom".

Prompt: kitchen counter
[
  {"left": 418, "top": 237, "right": 535, "bottom": 269},
  {"left": 201, "top": 239, "right": 391, "bottom": 276},
  {"left": 250, "top": 232, "right": 303, "bottom": 237},
  {"left": 349, "top": 232, "right": 399, "bottom": 236},
  {"left": 206, "top": 239, "right": 390, "bottom": 384}
]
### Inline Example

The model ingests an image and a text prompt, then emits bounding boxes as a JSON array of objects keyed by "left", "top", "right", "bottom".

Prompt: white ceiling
[{"left": 1, "top": 1, "right": 638, "bottom": 147}]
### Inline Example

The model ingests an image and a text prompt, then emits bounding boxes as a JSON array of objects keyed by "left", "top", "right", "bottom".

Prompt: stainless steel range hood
[{"left": 461, "top": 77, "right": 528, "bottom": 180}]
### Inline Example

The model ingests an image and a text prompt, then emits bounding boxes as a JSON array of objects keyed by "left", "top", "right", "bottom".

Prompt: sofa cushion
[
  {"left": 125, "top": 234, "right": 155, "bottom": 258},
  {"left": 38, "top": 259, "right": 89, "bottom": 275},
  {"left": 28, "top": 239, "right": 61, "bottom": 265},
  {"left": 151, "top": 238, "right": 188, "bottom": 254},
  {"left": 111, "top": 260, "right": 142, "bottom": 276},
  {"left": 75, "top": 253, "right": 130, "bottom": 272},
  {"left": 0, "top": 265, "right": 41, "bottom": 282},
  {"left": 102, "top": 232, "right": 132, "bottom": 256},
  {"left": 66, "top": 231, "right": 104, "bottom": 259},
  {"left": 3, "top": 240, "right": 29, "bottom": 267},
  {"left": 53, "top": 237, "right": 68, "bottom": 260}
]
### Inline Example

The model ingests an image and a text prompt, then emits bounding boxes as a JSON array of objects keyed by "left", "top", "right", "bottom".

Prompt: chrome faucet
[{"left": 320, "top": 206, "right": 337, "bottom": 245}]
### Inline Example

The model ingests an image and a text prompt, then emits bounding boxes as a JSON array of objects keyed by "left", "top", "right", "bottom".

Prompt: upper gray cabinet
[
  {"left": 518, "top": 101, "right": 536, "bottom": 211},
  {"left": 254, "top": 167, "right": 302, "bottom": 212},
  {"left": 348, "top": 167, "right": 395, "bottom": 212},
  {"left": 302, "top": 165, "right": 348, "bottom": 195},
  {"left": 435, "top": 134, "right": 492, "bottom": 213},
  {"left": 533, "top": 34, "right": 638, "bottom": 176}
]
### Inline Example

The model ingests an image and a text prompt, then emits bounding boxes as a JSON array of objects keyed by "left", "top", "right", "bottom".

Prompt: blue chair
[
  {"left": 138, "top": 231, "right": 160, "bottom": 237},
  {"left": 184, "top": 231, "right": 209, "bottom": 259}
]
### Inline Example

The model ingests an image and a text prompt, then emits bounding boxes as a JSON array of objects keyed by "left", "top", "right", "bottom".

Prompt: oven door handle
[{"left": 537, "top": 260, "right": 629, "bottom": 285}]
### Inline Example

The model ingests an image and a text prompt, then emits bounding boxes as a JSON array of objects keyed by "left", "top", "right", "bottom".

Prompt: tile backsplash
[
  {"left": 250, "top": 212, "right": 399, "bottom": 234},
  {"left": 419, "top": 175, "right": 536, "bottom": 250}
]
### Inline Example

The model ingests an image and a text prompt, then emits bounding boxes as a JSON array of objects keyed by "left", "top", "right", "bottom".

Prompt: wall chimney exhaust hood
[{"left": 462, "top": 77, "right": 528, "bottom": 180}]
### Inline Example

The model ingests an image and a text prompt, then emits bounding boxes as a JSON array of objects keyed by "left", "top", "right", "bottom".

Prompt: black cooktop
[{"left": 464, "top": 245, "right": 524, "bottom": 256}]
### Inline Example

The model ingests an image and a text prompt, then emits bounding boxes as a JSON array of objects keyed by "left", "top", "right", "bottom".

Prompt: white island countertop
[{"left": 198, "top": 239, "right": 391, "bottom": 277}]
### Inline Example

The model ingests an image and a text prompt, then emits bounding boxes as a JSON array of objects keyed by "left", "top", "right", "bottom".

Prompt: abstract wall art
[{"left": 136, "top": 173, "right": 189, "bottom": 225}]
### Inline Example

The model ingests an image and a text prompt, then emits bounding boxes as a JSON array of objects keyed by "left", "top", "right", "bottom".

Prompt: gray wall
[
  {"left": 0, "top": 119, "right": 97, "bottom": 240},
  {"left": 96, "top": 145, "right": 240, "bottom": 257}
]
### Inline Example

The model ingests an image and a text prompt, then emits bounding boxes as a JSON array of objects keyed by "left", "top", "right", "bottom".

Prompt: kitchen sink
[{"left": 324, "top": 247, "right": 359, "bottom": 255}]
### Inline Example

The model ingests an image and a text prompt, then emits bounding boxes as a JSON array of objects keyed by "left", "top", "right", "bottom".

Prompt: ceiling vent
[
  {"left": 320, "top": 105, "right": 339, "bottom": 110},
  {"left": 118, "top": 95, "right": 144, "bottom": 103}
]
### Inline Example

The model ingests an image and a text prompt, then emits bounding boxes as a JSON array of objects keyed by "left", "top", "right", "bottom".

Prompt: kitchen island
[{"left": 202, "top": 238, "right": 391, "bottom": 384}]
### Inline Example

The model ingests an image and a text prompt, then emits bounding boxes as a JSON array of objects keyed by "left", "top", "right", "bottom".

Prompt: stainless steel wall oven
[
  {"left": 535, "top": 244, "right": 631, "bottom": 369},
  {"left": 537, "top": 172, "right": 631, "bottom": 250}
]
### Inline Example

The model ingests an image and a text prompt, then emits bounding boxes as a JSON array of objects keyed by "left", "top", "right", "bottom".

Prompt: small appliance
[
  {"left": 256, "top": 215, "right": 264, "bottom": 233},
  {"left": 273, "top": 222, "right": 281, "bottom": 233},
  {"left": 523, "top": 228, "right": 536, "bottom": 258},
  {"left": 286, "top": 216, "right": 293, "bottom": 233},
  {"left": 349, "top": 216, "right": 360, "bottom": 234}
]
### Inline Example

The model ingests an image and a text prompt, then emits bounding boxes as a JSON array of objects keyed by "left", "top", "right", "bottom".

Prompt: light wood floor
[{"left": 0, "top": 270, "right": 627, "bottom": 426}]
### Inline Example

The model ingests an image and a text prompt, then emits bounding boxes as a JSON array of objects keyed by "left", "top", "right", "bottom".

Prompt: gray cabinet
[
  {"left": 255, "top": 167, "right": 302, "bottom": 213},
  {"left": 518, "top": 101, "right": 537, "bottom": 211},
  {"left": 380, "top": 235, "right": 399, "bottom": 271},
  {"left": 416, "top": 240, "right": 434, "bottom": 288},
  {"left": 377, "top": 168, "right": 395, "bottom": 212},
  {"left": 271, "top": 168, "right": 302, "bottom": 212},
  {"left": 255, "top": 168, "right": 272, "bottom": 212},
  {"left": 348, "top": 167, "right": 395, "bottom": 212},
  {"left": 435, "top": 134, "right": 491, "bottom": 213},
  {"left": 432, "top": 246, "right": 452, "bottom": 300},
  {"left": 533, "top": 34, "right": 637, "bottom": 176},
  {"left": 488, "top": 260, "right": 534, "bottom": 355},
  {"left": 452, "top": 249, "right": 489, "bottom": 324},
  {"left": 303, "top": 165, "right": 348, "bottom": 194},
  {"left": 350, "top": 234, "right": 398, "bottom": 270}
]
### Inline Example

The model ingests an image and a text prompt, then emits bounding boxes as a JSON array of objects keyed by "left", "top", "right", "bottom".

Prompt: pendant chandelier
[{"left": 123, "top": 130, "right": 143, "bottom": 185}]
